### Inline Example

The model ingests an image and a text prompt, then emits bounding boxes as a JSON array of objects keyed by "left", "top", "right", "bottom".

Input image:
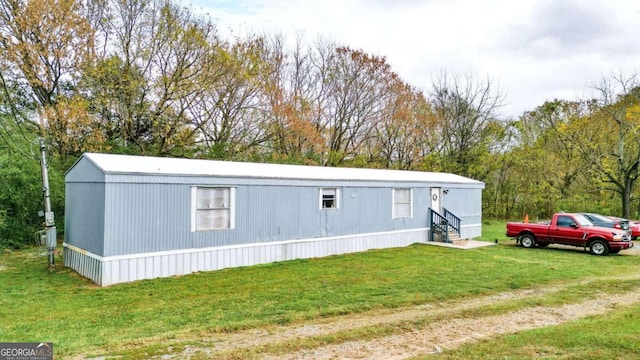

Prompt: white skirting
[
  {"left": 460, "top": 223, "right": 481, "bottom": 239},
  {"left": 64, "top": 228, "right": 429, "bottom": 286}
]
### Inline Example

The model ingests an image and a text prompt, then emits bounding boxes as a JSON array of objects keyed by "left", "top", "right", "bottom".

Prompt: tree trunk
[{"left": 623, "top": 178, "right": 633, "bottom": 219}]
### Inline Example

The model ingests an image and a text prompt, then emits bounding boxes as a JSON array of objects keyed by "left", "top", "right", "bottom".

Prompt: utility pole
[{"left": 39, "top": 138, "right": 56, "bottom": 267}]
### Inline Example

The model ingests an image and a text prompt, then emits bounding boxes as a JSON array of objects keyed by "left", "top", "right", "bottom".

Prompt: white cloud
[{"left": 185, "top": 0, "right": 640, "bottom": 118}]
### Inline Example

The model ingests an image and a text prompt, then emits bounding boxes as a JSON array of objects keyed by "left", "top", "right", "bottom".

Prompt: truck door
[{"left": 551, "top": 215, "right": 584, "bottom": 246}]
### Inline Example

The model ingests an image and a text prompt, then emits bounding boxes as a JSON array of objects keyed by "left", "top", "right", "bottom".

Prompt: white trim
[
  {"left": 190, "top": 186, "right": 236, "bottom": 232},
  {"left": 64, "top": 242, "right": 103, "bottom": 261},
  {"left": 392, "top": 188, "right": 413, "bottom": 219},
  {"left": 392, "top": 188, "right": 395, "bottom": 218},
  {"left": 63, "top": 223, "right": 481, "bottom": 264},
  {"left": 229, "top": 187, "right": 236, "bottom": 229},
  {"left": 319, "top": 187, "right": 340, "bottom": 209},
  {"left": 410, "top": 188, "right": 414, "bottom": 218},
  {"left": 63, "top": 227, "right": 429, "bottom": 262},
  {"left": 190, "top": 186, "right": 197, "bottom": 232}
]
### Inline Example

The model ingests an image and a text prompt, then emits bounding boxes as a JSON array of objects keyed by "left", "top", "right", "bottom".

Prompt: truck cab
[{"left": 551, "top": 213, "right": 592, "bottom": 246}]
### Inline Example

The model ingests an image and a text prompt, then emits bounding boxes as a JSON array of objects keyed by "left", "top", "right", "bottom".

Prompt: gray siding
[
  {"left": 66, "top": 157, "right": 105, "bottom": 183},
  {"left": 103, "top": 183, "right": 189, "bottom": 256},
  {"left": 100, "top": 183, "right": 437, "bottom": 256},
  {"left": 64, "top": 182, "right": 105, "bottom": 255},
  {"left": 443, "top": 188, "right": 483, "bottom": 225}
]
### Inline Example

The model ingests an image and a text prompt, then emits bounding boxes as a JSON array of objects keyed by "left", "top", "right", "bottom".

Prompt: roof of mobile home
[{"left": 72, "top": 153, "right": 484, "bottom": 185}]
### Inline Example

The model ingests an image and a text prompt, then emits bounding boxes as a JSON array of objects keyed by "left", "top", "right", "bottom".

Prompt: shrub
[{"left": 0, "top": 150, "right": 64, "bottom": 248}]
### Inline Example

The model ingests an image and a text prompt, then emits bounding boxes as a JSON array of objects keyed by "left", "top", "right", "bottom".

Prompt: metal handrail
[
  {"left": 444, "top": 208, "right": 461, "bottom": 236},
  {"left": 429, "top": 208, "right": 450, "bottom": 243}
]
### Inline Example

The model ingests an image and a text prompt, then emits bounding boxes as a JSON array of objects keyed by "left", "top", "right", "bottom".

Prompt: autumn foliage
[{"left": 1, "top": 0, "right": 640, "bottom": 247}]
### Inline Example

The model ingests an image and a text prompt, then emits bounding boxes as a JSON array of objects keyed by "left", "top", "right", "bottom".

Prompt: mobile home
[{"left": 64, "top": 153, "right": 484, "bottom": 286}]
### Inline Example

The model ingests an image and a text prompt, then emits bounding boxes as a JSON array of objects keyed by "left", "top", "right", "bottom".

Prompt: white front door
[{"left": 431, "top": 187, "right": 441, "bottom": 214}]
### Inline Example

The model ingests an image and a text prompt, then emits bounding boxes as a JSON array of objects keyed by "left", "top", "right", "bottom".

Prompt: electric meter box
[{"left": 45, "top": 211, "right": 55, "bottom": 227}]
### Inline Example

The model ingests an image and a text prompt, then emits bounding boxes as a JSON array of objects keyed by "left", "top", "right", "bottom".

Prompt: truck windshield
[{"left": 573, "top": 214, "right": 593, "bottom": 226}]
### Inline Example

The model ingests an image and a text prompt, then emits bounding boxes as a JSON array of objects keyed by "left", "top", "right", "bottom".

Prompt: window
[
  {"left": 320, "top": 188, "right": 339, "bottom": 209},
  {"left": 557, "top": 215, "right": 576, "bottom": 228},
  {"left": 393, "top": 188, "right": 412, "bottom": 219},
  {"left": 191, "top": 187, "right": 235, "bottom": 231}
]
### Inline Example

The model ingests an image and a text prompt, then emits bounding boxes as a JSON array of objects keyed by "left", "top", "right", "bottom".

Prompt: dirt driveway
[{"left": 155, "top": 255, "right": 640, "bottom": 359}]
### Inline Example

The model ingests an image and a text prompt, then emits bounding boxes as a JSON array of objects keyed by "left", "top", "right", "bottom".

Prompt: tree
[
  {"left": 0, "top": 119, "right": 64, "bottom": 248},
  {"left": 0, "top": 0, "right": 93, "bottom": 108},
  {"left": 578, "top": 73, "right": 640, "bottom": 218},
  {"left": 429, "top": 71, "right": 505, "bottom": 178},
  {"left": 488, "top": 134, "right": 561, "bottom": 219},
  {"left": 372, "top": 81, "right": 437, "bottom": 170},
  {"left": 81, "top": 0, "right": 214, "bottom": 156},
  {"left": 0, "top": 65, "right": 37, "bottom": 151},
  {"left": 520, "top": 100, "right": 590, "bottom": 197},
  {"left": 322, "top": 47, "right": 396, "bottom": 166},
  {"left": 258, "top": 34, "right": 325, "bottom": 163},
  {"left": 0, "top": 0, "right": 100, "bottom": 161},
  {"left": 187, "top": 35, "right": 272, "bottom": 159}
]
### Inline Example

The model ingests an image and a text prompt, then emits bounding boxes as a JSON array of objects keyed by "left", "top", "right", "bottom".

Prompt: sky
[{"left": 183, "top": 0, "right": 640, "bottom": 119}]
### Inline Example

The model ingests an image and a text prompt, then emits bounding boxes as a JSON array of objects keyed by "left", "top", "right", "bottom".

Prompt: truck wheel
[
  {"left": 520, "top": 234, "right": 535, "bottom": 248},
  {"left": 589, "top": 240, "right": 609, "bottom": 256}
]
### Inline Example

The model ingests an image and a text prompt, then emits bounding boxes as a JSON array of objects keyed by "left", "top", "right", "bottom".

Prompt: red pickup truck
[{"left": 506, "top": 213, "right": 633, "bottom": 255}]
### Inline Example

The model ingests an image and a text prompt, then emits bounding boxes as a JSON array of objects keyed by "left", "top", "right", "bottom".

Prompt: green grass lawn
[
  {"left": 480, "top": 219, "right": 511, "bottom": 243},
  {"left": 1, "top": 220, "right": 640, "bottom": 358}
]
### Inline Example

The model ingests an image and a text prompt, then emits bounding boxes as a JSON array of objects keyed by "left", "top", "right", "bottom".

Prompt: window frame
[
  {"left": 190, "top": 186, "right": 236, "bottom": 232},
  {"left": 319, "top": 187, "right": 340, "bottom": 210},
  {"left": 392, "top": 188, "right": 413, "bottom": 219}
]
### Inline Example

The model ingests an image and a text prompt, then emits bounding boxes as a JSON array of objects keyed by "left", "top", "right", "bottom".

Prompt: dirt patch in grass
[
  {"left": 268, "top": 290, "right": 640, "bottom": 360},
  {"left": 145, "top": 273, "right": 640, "bottom": 360}
]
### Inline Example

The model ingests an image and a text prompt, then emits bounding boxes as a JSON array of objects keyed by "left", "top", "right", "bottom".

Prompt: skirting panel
[
  {"left": 64, "top": 228, "right": 428, "bottom": 286},
  {"left": 460, "top": 224, "right": 481, "bottom": 239},
  {"left": 64, "top": 245, "right": 102, "bottom": 284}
]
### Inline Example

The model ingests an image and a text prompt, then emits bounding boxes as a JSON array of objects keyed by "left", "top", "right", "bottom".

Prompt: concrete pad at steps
[{"left": 425, "top": 239, "right": 496, "bottom": 250}]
